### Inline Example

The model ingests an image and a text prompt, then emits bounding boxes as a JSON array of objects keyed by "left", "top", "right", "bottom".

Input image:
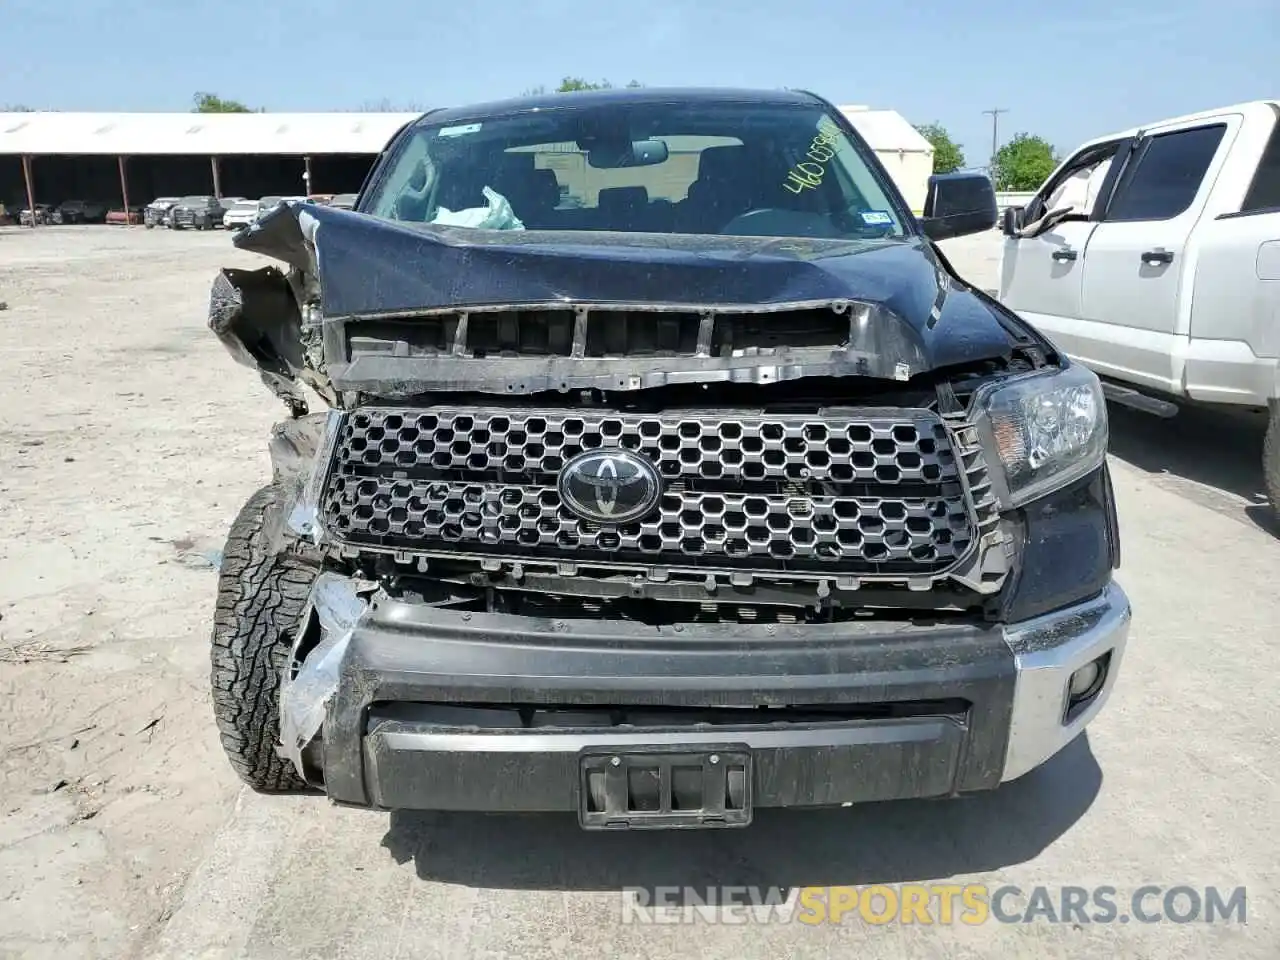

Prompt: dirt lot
[
  {"left": 0, "top": 226, "right": 275, "bottom": 958},
  {"left": 1, "top": 225, "right": 1276, "bottom": 959}
]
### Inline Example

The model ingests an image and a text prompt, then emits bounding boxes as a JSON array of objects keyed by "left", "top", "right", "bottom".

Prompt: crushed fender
[
  {"left": 263, "top": 411, "right": 342, "bottom": 553},
  {"left": 278, "top": 573, "right": 373, "bottom": 776},
  {"left": 208, "top": 266, "right": 311, "bottom": 416}
]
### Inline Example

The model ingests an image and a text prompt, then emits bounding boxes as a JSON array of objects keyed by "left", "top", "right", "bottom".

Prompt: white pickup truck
[{"left": 998, "top": 100, "right": 1280, "bottom": 512}]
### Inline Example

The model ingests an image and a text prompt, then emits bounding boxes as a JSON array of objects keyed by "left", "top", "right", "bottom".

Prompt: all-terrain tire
[
  {"left": 1265, "top": 408, "right": 1280, "bottom": 524},
  {"left": 211, "top": 485, "right": 316, "bottom": 792}
]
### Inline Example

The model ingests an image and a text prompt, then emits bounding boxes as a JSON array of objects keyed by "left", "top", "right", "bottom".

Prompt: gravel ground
[{"left": 0, "top": 225, "right": 1276, "bottom": 960}]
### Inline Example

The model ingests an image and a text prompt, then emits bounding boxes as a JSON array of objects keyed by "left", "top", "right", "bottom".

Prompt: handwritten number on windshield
[{"left": 782, "top": 122, "right": 843, "bottom": 194}]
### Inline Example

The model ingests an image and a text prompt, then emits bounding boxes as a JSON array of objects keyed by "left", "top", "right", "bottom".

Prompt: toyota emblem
[{"left": 558, "top": 449, "right": 662, "bottom": 524}]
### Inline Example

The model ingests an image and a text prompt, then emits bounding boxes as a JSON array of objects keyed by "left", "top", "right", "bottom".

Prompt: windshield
[
  {"left": 365, "top": 101, "right": 908, "bottom": 240},
  {"left": 259, "top": 197, "right": 282, "bottom": 208},
  {"left": 179, "top": 196, "right": 208, "bottom": 205},
  {"left": 231, "top": 200, "right": 258, "bottom": 211}
]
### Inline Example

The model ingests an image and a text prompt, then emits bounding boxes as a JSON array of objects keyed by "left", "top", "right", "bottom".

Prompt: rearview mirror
[
  {"left": 920, "top": 173, "right": 998, "bottom": 241},
  {"left": 587, "top": 139, "right": 669, "bottom": 169},
  {"left": 406, "top": 160, "right": 428, "bottom": 192}
]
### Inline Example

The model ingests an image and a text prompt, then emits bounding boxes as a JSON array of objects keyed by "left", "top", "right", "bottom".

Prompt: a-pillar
[{"left": 21, "top": 155, "right": 36, "bottom": 227}]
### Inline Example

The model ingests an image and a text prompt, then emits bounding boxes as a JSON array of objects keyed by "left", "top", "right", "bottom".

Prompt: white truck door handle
[
  {"left": 1141, "top": 248, "right": 1174, "bottom": 265},
  {"left": 1051, "top": 248, "right": 1078, "bottom": 262}
]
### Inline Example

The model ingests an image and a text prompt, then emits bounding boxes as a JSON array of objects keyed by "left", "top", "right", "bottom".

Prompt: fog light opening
[
  {"left": 1068, "top": 661, "right": 1102, "bottom": 699},
  {"left": 1064, "top": 652, "right": 1111, "bottom": 722}
]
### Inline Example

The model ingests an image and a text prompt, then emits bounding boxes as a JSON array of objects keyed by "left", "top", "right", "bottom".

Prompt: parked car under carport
[
  {"left": 145, "top": 198, "right": 179, "bottom": 228},
  {"left": 171, "top": 196, "right": 225, "bottom": 230},
  {"left": 106, "top": 206, "right": 145, "bottom": 225}
]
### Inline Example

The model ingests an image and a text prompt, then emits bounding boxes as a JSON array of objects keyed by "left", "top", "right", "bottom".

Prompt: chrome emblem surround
[{"left": 557, "top": 449, "right": 663, "bottom": 524}]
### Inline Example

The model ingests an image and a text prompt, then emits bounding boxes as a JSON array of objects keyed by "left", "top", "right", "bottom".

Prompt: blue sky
[{"left": 5, "top": 0, "right": 1275, "bottom": 163}]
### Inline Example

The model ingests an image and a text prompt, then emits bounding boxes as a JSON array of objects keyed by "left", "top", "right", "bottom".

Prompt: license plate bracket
[{"left": 578, "top": 744, "right": 752, "bottom": 830}]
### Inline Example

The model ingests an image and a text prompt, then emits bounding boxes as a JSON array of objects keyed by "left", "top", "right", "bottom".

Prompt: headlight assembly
[{"left": 972, "top": 362, "right": 1108, "bottom": 509}]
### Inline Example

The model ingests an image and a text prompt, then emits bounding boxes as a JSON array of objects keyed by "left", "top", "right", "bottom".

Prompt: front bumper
[{"left": 293, "top": 579, "right": 1130, "bottom": 814}]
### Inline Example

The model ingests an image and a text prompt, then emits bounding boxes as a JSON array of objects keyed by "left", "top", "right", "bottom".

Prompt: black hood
[
  {"left": 216, "top": 202, "right": 1029, "bottom": 401},
  {"left": 237, "top": 202, "right": 1015, "bottom": 377}
]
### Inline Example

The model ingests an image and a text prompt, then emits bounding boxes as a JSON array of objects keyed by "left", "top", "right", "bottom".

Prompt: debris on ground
[
  {"left": 0, "top": 640, "right": 94, "bottom": 664},
  {"left": 137, "top": 716, "right": 163, "bottom": 739},
  {"left": 174, "top": 550, "right": 223, "bottom": 571}
]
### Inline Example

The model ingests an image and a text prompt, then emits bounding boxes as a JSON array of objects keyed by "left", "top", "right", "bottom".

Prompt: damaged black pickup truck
[{"left": 208, "top": 87, "right": 1129, "bottom": 829}]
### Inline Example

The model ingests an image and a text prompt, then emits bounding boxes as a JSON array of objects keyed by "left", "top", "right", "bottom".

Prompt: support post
[
  {"left": 211, "top": 155, "right": 222, "bottom": 199},
  {"left": 303, "top": 155, "right": 313, "bottom": 196},
  {"left": 117, "top": 155, "right": 132, "bottom": 225},
  {"left": 21, "top": 155, "right": 36, "bottom": 228}
]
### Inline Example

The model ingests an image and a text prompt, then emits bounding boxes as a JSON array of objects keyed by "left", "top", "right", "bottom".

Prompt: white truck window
[
  {"left": 1018, "top": 140, "right": 1125, "bottom": 228},
  {"left": 1241, "top": 117, "right": 1280, "bottom": 212},
  {"left": 1105, "top": 124, "right": 1226, "bottom": 222},
  {"left": 1046, "top": 155, "right": 1113, "bottom": 215}
]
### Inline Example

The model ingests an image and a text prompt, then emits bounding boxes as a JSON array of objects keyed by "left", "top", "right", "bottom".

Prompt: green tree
[
  {"left": 192, "top": 92, "right": 257, "bottom": 113},
  {"left": 356, "top": 98, "right": 428, "bottom": 112},
  {"left": 914, "top": 123, "right": 965, "bottom": 175},
  {"left": 556, "top": 77, "right": 612, "bottom": 92},
  {"left": 523, "top": 78, "right": 642, "bottom": 96},
  {"left": 991, "top": 133, "right": 1059, "bottom": 191}
]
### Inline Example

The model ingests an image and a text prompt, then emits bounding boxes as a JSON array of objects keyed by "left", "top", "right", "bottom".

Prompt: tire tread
[{"left": 210, "top": 485, "right": 314, "bottom": 792}]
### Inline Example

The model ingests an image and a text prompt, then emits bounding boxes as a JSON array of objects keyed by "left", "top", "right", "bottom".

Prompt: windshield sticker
[
  {"left": 860, "top": 210, "right": 893, "bottom": 225},
  {"left": 782, "top": 121, "right": 844, "bottom": 194},
  {"left": 438, "top": 122, "right": 482, "bottom": 138}
]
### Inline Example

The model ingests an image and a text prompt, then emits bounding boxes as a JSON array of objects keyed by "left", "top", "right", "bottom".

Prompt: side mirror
[
  {"left": 920, "top": 173, "right": 998, "bottom": 241},
  {"left": 1001, "top": 205, "right": 1023, "bottom": 237}
]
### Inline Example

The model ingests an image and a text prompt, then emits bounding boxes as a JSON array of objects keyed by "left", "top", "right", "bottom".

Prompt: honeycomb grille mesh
[{"left": 321, "top": 407, "right": 977, "bottom": 573}]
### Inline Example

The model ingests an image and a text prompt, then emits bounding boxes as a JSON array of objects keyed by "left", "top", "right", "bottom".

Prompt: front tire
[{"left": 210, "top": 485, "right": 317, "bottom": 792}]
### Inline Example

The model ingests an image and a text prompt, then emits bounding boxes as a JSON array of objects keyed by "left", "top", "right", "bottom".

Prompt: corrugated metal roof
[
  {"left": 0, "top": 112, "right": 421, "bottom": 156},
  {"left": 838, "top": 106, "right": 933, "bottom": 155},
  {"left": 0, "top": 106, "right": 932, "bottom": 157}
]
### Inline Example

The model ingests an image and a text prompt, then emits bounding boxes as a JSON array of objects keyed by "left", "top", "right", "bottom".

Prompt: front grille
[{"left": 321, "top": 407, "right": 981, "bottom": 577}]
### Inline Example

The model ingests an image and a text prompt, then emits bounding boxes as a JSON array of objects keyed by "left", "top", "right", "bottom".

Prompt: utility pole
[{"left": 982, "top": 108, "right": 1009, "bottom": 179}]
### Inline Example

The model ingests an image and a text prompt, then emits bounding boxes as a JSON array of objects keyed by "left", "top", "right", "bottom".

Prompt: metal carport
[{"left": 0, "top": 111, "right": 419, "bottom": 224}]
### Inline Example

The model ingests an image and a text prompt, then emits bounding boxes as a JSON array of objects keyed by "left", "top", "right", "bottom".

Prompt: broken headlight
[{"left": 973, "top": 362, "right": 1108, "bottom": 508}]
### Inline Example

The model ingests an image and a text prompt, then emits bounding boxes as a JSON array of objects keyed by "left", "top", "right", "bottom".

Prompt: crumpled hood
[{"left": 235, "top": 202, "right": 1015, "bottom": 377}]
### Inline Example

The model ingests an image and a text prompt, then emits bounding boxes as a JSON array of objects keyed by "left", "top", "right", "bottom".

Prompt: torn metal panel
[
  {"left": 278, "top": 573, "right": 374, "bottom": 776},
  {"left": 208, "top": 266, "right": 311, "bottom": 415},
  {"left": 262, "top": 411, "right": 343, "bottom": 552}
]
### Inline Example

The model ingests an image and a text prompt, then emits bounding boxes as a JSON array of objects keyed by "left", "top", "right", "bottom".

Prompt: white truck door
[
  {"left": 1076, "top": 118, "right": 1239, "bottom": 393},
  {"left": 1184, "top": 110, "right": 1280, "bottom": 406},
  {"left": 999, "top": 140, "right": 1127, "bottom": 341}
]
